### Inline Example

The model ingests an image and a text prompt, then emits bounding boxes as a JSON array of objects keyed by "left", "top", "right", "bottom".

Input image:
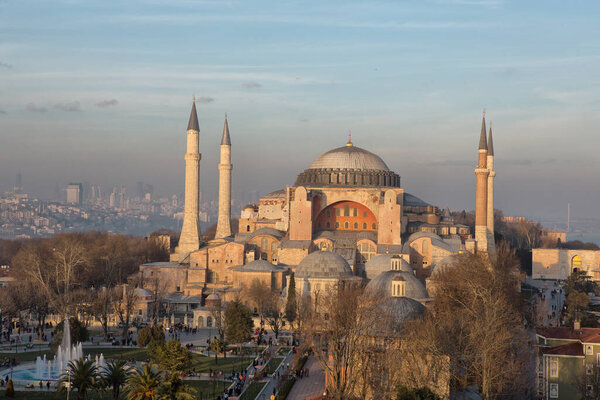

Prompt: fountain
[{"left": 6, "top": 318, "right": 106, "bottom": 383}]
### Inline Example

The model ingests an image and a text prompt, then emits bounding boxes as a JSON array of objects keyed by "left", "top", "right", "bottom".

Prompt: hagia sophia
[{"left": 139, "top": 100, "right": 497, "bottom": 328}]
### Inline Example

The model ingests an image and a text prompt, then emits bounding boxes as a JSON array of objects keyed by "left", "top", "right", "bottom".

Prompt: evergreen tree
[
  {"left": 224, "top": 298, "right": 253, "bottom": 352},
  {"left": 285, "top": 273, "right": 297, "bottom": 327}
]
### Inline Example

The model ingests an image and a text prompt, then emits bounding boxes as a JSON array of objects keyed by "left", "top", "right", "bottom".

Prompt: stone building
[
  {"left": 532, "top": 248, "right": 600, "bottom": 281},
  {"left": 139, "top": 103, "right": 497, "bottom": 315}
]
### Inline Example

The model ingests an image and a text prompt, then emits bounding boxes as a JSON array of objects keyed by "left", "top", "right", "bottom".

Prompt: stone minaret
[
  {"left": 176, "top": 99, "right": 201, "bottom": 261},
  {"left": 215, "top": 114, "right": 232, "bottom": 239},
  {"left": 486, "top": 121, "right": 496, "bottom": 248},
  {"left": 474, "top": 110, "right": 489, "bottom": 253}
]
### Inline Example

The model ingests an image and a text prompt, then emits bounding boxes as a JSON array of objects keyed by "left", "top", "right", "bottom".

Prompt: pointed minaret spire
[
  {"left": 187, "top": 97, "right": 199, "bottom": 132},
  {"left": 487, "top": 121, "right": 494, "bottom": 156},
  {"left": 479, "top": 109, "right": 487, "bottom": 150},
  {"left": 346, "top": 130, "right": 353, "bottom": 147},
  {"left": 221, "top": 113, "right": 231, "bottom": 145}
]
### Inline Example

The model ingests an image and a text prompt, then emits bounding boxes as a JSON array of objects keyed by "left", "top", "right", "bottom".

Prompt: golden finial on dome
[{"left": 346, "top": 130, "right": 353, "bottom": 147}]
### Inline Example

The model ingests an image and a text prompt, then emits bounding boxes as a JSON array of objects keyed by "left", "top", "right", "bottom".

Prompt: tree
[
  {"left": 300, "top": 284, "right": 377, "bottom": 400},
  {"left": 152, "top": 340, "right": 192, "bottom": 374},
  {"left": 5, "top": 379, "right": 14, "bottom": 398},
  {"left": 224, "top": 298, "right": 254, "bottom": 353},
  {"left": 210, "top": 338, "right": 226, "bottom": 364},
  {"left": 402, "top": 245, "right": 533, "bottom": 398},
  {"left": 90, "top": 286, "right": 116, "bottom": 340},
  {"left": 566, "top": 291, "right": 590, "bottom": 324},
  {"left": 245, "top": 278, "right": 271, "bottom": 326},
  {"left": 396, "top": 386, "right": 440, "bottom": 400},
  {"left": 157, "top": 373, "right": 197, "bottom": 400},
  {"left": 285, "top": 273, "right": 298, "bottom": 328},
  {"left": 115, "top": 281, "right": 139, "bottom": 340},
  {"left": 125, "top": 365, "right": 162, "bottom": 400},
  {"left": 137, "top": 325, "right": 165, "bottom": 347},
  {"left": 58, "top": 359, "right": 100, "bottom": 400},
  {"left": 265, "top": 291, "right": 285, "bottom": 339},
  {"left": 102, "top": 360, "right": 130, "bottom": 400}
]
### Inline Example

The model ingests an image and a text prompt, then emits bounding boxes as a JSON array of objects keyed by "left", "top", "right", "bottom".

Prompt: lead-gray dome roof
[
  {"left": 380, "top": 297, "right": 426, "bottom": 329},
  {"left": 364, "top": 254, "right": 412, "bottom": 279},
  {"left": 230, "top": 259, "right": 282, "bottom": 272},
  {"left": 366, "top": 270, "right": 429, "bottom": 300},
  {"left": 296, "top": 251, "right": 354, "bottom": 279},
  {"left": 309, "top": 145, "right": 390, "bottom": 171}
]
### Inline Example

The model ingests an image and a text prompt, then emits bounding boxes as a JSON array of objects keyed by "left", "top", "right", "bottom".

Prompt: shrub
[
  {"left": 5, "top": 379, "right": 14, "bottom": 397},
  {"left": 137, "top": 325, "right": 165, "bottom": 347}
]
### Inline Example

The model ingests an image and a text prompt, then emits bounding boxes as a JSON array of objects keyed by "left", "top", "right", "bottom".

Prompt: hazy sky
[{"left": 1, "top": 0, "right": 599, "bottom": 221}]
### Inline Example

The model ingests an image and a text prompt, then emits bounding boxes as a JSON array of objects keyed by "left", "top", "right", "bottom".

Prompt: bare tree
[
  {"left": 114, "top": 282, "right": 138, "bottom": 340},
  {"left": 264, "top": 291, "right": 285, "bottom": 339}
]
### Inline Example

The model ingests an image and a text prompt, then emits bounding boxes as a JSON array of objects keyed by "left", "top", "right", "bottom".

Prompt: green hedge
[{"left": 276, "top": 376, "right": 296, "bottom": 400}]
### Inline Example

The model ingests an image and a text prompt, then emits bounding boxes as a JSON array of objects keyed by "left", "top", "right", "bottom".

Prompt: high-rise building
[{"left": 66, "top": 183, "right": 82, "bottom": 204}]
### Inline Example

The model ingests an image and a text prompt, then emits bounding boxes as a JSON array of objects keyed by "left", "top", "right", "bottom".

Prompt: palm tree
[
  {"left": 158, "top": 373, "right": 197, "bottom": 400},
  {"left": 58, "top": 359, "right": 99, "bottom": 400},
  {"left": 124, "top": 365, "right": 162, "bottom": 400},
  {"left": 102, "top": 360, "right": 130, "bottom": 400}
]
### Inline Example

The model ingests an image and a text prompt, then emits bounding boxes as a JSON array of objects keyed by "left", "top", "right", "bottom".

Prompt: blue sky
[{"left": 1, "top": 0, "right": 599, "bottom": 221}]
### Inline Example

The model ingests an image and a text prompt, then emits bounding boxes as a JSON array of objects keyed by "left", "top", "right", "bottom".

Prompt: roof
[
  {"left": 308, "top": 145, "right": 389, "bottom": 171},
  {"left": 479, "top": 113, "right": 487, "bottom": 150},
  {"left": 296, "top": 251, "right": 353, "bottom": 279},
  {"left": 402, "top": 231, "right": 459, "bottom": 254},
  {"left": 229, "top": 259, "right": 283, "bottom": 272},
  {"left": 141, "top": 262, "right": 183, "bottom": 269},
  {"left": 542, "top": 342, "right": 584, "bottom": 357},
  {"left": 537, "top": 326, "right": 600, "bottom": 344},
  {"left": 365, "top": 254, "right": 412, "bottom": 280},
  {"left": 187, "top": 101, "right": 199, "bottom": 132},
  {"left": 366, "top": 269, "right": 429, "bottom": 300},
  {"left": 279, "top": 239, "right": 312, "bottom": 249},
  {"left": 263, "top": 189, "right": 286, "bottom": 199},
  {"left": 221, "top": 114, "right": 231, "bottom": 145},
  {"left": 403, "top": 193, "right": 431, "bottom": 207},
  {"left": 248, "top": 227, "right": 285, "bottom": 240}
]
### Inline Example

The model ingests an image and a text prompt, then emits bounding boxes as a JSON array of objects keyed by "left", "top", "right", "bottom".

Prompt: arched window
[
  {"left": 363, "top": 222, "right": 367, "bottom": 229},
  {"left": 344, "top": 221, "right": 349, "bottom": 229},
  {"left": 206, "top": 316, "right": 213, "bottom": 327},
  {"left": 326, "top": 210, "right": 331, "bottom": 217},
  {"left": 344, "top": 204, "right": 350, "bottom": 216},
  {"left": 197, "top": 316, "right": 204, "bottom": 328},
  {"left": 335, "top": 222, "right": 339, "bottom": 228},
  {"left": 246, "top": 225, "right": 250, "bottom": 232},
  {"left": 422, "top": 240, "right": 429, "bottom": 254},
  {"left": 326, "top": 221, "right": 331, "bottom": 228},
  {"left": 572, "top": 255, "right": 582, "bottom": 272},
  {"left": 261, "top": 238, "right": 268, "bottom": 249},
  {"left": 353, "top": 222, "right": 358, "bottom": 229},
  {"left": 371, "top": 222, "right": 376, "bottom": 230},
  {"left": 271, "top": 241, "right": 277, "bottom": 251}
]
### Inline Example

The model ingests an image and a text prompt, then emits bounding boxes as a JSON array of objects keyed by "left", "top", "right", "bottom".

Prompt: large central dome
[
  {"left": 309, "top": 145, "right": 390, "bottom": 171},
  {"left": 295, "top": 139, "right": 400, "bottom": 188}
]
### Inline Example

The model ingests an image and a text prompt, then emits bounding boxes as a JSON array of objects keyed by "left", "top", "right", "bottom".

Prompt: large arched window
[{"left": 315, "top": 201, "right": 377, "bottom": 232}]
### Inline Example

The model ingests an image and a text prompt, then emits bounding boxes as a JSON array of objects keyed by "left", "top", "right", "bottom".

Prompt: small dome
[
  {"left": 238, "top": 260, "right": 281, "bottom": 272},
  {"left": 309, "top": 145, "right": 389, "bottom": 171},
  {"left": 366, "top": 270, "right": 428, "bottom": 300},
  {"left": 296, "top": 251, "right": 353, "bottom": 279},
  {"left": 364, "top": 254, "right": 412, "bottom": 279},
  {"left": 379, "top": 297, "right": 426, "bottom": 329},
  {"left": 431, "top": 254, "right": 461, "bottom": 277},
  {"left": 206, "top": 293, "right": 220, "bottom": 301},
  {"left": 248, "top": 227, "right": 285, "bottom": 240},
  {"left": 134, "top": 288, "right": 152, "bottom": 298}
]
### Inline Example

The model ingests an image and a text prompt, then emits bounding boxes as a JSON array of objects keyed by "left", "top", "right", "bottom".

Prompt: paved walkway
[
  {"left": 530, "top": 280, "right": 564, "bottom": 327},
  {"left": 286, "top": 356, "right": 325, "bottom": 400}
]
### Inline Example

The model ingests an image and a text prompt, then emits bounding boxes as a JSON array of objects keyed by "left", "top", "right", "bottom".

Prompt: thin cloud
[
  {"left": 242, "top": 82, "right": 262, "bottom": 89},
  {"left": 0, "top": 109, "right": 6, "bottom": 114},
  {"left": 95, "top": 99, "right": 118, "bottom": 108},
  {"left": 53, "top": 101, "right": 82, "bottom": 112},
  {"left": 0, "top": 61, "right": 12, "bottom": 69},
  {"left": 26, "top": 103, "right": 47, "bottom": 113},
  {"left": 196, "top": 96, "right": 215, "bottom": 103}
]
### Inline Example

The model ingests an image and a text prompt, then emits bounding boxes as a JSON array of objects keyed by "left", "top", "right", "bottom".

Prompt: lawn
[
  {"left": 239, "top": 380, "right": 266, "bottom": 400},
  {"left": 186, "top": 379, "right": 230, "bottom": 398},
  {"left": 265, "top": 357, "right": 283, "bottom": 375},
  {"left": 191, "top": 354, "right": 251, "bottom": 374}
]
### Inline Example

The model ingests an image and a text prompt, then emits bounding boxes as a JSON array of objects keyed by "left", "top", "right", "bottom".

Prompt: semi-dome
[
  {"left": 366, "top": 270, "right": 429, "bottom": 300},
  {"left": 309, "top": 145, "right": 390, "bottom": 171},
  {"left": 379, "top": 297, "right": 426, "bottom": 329},
  {"left": 296, "top": 251, "right": 353, "bottom": 279},
  {"left": 364, "top": 254, "right": 412, "bottom": 279},
  {"left": 295, "top": 140, "right": 400, "bottom": 188}
]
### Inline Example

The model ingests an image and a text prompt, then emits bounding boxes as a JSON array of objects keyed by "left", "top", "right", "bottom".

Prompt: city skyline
[{"left": 1, "top": 0, "right": 600, "bottom": 221}]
